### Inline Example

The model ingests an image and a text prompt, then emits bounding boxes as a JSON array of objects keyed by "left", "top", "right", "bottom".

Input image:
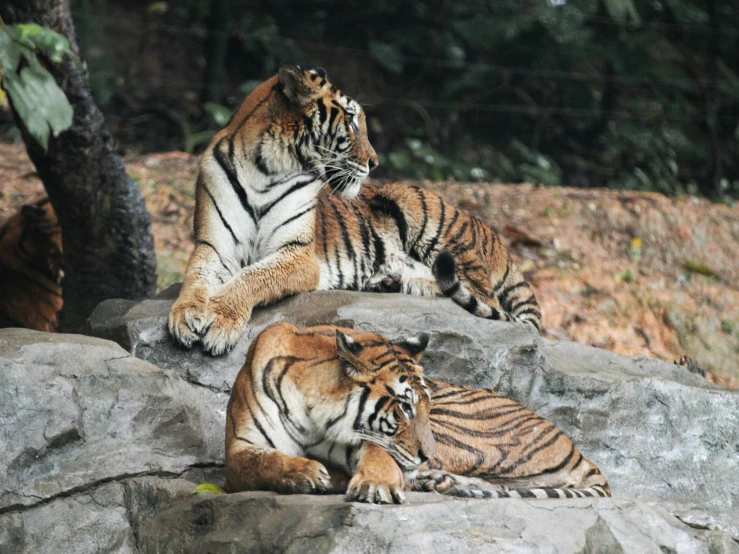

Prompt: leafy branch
[{"left": 0, "top": 18, "right": 77, "bottom": 150}]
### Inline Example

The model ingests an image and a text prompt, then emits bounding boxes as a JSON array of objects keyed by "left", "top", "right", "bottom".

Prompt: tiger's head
[
  {"left": 276, "top": 64, "right": 378, "bottom": 199},
  {"left": 335, "top": 329, "right": 436, "bottom": 475}
]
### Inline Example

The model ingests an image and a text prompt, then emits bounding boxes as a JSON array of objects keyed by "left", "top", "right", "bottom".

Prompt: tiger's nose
[{"left": 368, "top": 157, "right": 378, "bottom": 172}]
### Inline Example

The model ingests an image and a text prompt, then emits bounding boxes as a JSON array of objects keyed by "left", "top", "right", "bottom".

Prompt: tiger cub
[
  {"left": 0, "top": 197, "right": 63, "bottom": 332},
  {"left": 225, "top": 323, "right": 610, "bottom": 504},
  {"left": 169, "top": 64, "right": 540, "bottom": 356}
]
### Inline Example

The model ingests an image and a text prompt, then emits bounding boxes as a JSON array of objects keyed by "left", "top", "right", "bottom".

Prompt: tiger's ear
[
  {"left": 336, "top": 331, "right": 371, "bottom": 380},
  {"left": 392, "top": 333, "right": 430, "bottom": 362},
  {"left": 279, "top": 63, "right": 313, "bottom": 106}
]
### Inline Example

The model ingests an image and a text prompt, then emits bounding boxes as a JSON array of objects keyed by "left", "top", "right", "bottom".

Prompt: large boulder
[
  {"left": 0, "top": 330, "right": 224, "bottom": 553},
  {"left": 2, "top": 289, "right": 738, "bottom": 553},
  {"left": 86, "top": 289, "right": 739, "bottom": 508}
]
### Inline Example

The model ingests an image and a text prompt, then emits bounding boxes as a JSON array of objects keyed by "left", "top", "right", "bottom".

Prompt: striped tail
[
  {"left": 447, "top": 484, "right": 611, "bottom": 500},
  {"left": 432, "top": 250, "right": 541, "bottom": 331}
]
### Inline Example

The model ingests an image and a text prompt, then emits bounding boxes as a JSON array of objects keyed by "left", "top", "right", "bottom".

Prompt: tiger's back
[
  {"left": 315, "top": 183, "right": 542, "bottom": 330},
  {"left": 0, "top": 198, "right": 63, "bottom": 332},
  {"left": 421, "top": 379, "right": 610, "bottom": 498}
]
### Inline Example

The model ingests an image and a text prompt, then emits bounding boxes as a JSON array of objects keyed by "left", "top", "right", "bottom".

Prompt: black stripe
[
  {"left": 538, "top": 443, "right": 576, "bottom": 475},
  {"left": 353, "top": 387, "right": 372, "bottom": 430},
  {"left": 241, "top": 387, "right": 276, "bottom": 449},
  {"left": 260, "top": 178, "right": 316, "bottom": 218},
  {"left": 202, "top": 183, "right": 239, "bottom": 243},
  {"left": 423, "top": 199, "right": 445, "bottom": 260},
  {"left": 409, "top": 188, "right": 428, "bottom": 255},
  {"left": 196, "top": 240, "right": 231, "bottom": 273},
  {"left": 448, "top": 221, "right": 469, "bottom": 248},
  {"left": 369, "top": 195, "right": 408, "bottom": 249},
  {"left": 328, "top": 106, "right": 340, "bottom": 132},
  {"left": 334, "top": 243, "right": 345, "bottom": 288},
  {"left": 275, "top": 203, "right": 316, "bottom": 231},
  {"left": 370, "top": 227, "right": 386, "bottom": 272},
  {"left": 367, "top": 396, "right": 390, "bottom": 429},
  {"left": 213, "top": 140, "right": 257, "bottom": 223},
  {"left": 443, "top": 209, "right": 460, "bottom": 239},
  {"left": 544, "top": 488, "right": 560, "bottom": 499},
  {"left": 515, "top": 489, "right": 536, "bottom": 498},
  {"left": 279, "top": 238, "right": 314, "bottom": 251}
]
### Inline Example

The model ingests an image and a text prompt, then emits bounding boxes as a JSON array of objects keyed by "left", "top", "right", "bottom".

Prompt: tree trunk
[{"left": 1, "top": 0, "right": 157, "bottom": 331}]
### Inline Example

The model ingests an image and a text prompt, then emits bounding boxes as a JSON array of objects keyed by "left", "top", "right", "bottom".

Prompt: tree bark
[{"left": 1, "top": 0, "right": 157, "bottom": 331}]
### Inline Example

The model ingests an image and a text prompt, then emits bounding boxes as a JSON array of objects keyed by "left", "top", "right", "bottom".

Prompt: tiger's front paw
[
  {"left": 200, "top": 293, "right": 251, "bottom": 356},
  {"left": 168, "top": 294, "right": 210, "bottom": 348},
  {"left": 345, "top": 470, "right": 406, "bottom": 504},
  {"left": 277, "top": 458, "right": 333, "bottom": 494}
]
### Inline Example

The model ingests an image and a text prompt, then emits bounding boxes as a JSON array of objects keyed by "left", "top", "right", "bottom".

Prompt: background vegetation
[{"left": 4, "top": 0, "right": 739, "bottom": 199}]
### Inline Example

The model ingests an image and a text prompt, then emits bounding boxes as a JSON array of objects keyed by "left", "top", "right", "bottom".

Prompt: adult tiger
[
  {"left": 169, "top": 64, "right": 541, "bottom": 355},
  {"left": 225, "top": 323, "right": 610, "bottom": 504},
  {"left": 0, "top": 197, "right": 63, "bottom": 332}
]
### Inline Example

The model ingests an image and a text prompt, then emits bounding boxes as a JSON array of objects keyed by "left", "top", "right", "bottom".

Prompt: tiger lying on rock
[
  {"left": 225, "top": 323, "right": 610, "bottom": 504},
  {"left": 169, "top": 64, "right": 541, "bottom": 356}
]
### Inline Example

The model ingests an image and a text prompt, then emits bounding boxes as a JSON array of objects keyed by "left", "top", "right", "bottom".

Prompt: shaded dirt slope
[{"left": 1, "top": 143, "right": 737, "bottom": 387}]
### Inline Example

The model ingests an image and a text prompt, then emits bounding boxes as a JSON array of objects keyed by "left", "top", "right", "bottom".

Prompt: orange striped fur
[
  {"left": 169, "top": 65, "right": 540, "bottom": 355},
  {"left": 225, "top": 324, "right": 609, "bottom": 504}
]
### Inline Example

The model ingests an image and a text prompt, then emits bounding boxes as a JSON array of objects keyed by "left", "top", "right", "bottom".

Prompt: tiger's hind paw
[
  {"left": 414, "top": 470, "right": 507, "bottom": 498},
  {"left": 365, "top": 271, "right": 402, "bottom": 293}
]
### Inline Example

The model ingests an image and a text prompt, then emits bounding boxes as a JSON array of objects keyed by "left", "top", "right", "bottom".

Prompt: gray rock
[
  {"left": 139, "top": 492, "right": 739, "bottom": 554},
  {"left": 0, "top": 329, "right": 225, "bottom": 512},
  {"left": 3, "top": 288, "right": 739, "bottom": 553},
  {"left": 86, "top": 291, "right": 739, "bottom": 509}
]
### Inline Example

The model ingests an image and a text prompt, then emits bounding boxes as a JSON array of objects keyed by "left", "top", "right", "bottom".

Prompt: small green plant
[
  {"left": 0, "top": 19, "right": 77, "bottom": 151},
  {"left": 722, "top": 318, "right": 735, "bottom": 335},
  {"left": 682, "top": 261, "right": 719, "bottom": 279},
  {"left": 615, "top": 268, "right": 636, "bottom": 283}
]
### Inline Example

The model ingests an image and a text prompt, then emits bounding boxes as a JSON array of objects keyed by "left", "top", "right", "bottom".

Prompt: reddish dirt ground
[{"left": 1, "top": 143, "right": 737, "bottom": 388}]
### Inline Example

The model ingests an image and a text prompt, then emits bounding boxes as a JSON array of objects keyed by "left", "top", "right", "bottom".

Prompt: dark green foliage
[
  {"left": 0, "top": 22, "right": 75, "bottom": 150},
  {"left": 72, "top": 0, "right": 739, "bottom": 198}
]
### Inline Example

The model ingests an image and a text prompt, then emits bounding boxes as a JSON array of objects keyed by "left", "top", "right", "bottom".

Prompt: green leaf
[
  {"left": 2, "top": 55, "right": 73, "bottom": 151},
  {"left": 194, "top": 483, "right": 226, "bottom": 494},
  {"left": 14, "top": 24, "right": 73, "bottom": 64},
  {"left": 203, "top": 102, "right": 232, "bottom": 127},
  {"left": 602, "top": 0, "right": 641, "bottom": 25}
]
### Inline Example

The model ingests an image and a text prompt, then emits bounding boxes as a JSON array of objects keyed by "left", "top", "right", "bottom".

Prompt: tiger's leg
[
  {"left": 169, "top": 242, "right": 233, "bottom": 348},
  {"left": 201, "top": 245, "right": 320, "bottom": 355},
  {"left": 346, "top": 443, "right": 406, "bottom": 504},
  {"left": 366, "top": 252, "right": 441, "bottom": 297},
  {"left": 226, "top": 443, "right": 333, "bottom": 494}
]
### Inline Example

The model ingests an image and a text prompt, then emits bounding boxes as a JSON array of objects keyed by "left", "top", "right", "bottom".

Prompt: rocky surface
[
  {"left": 2, "top": 291, "right": 738, "bottom": 553},
  {"left": 87, "top": 288, "right": 739, "bottom": 508},
  {"left": 140, "top": 492, "right": 739, "bottom": 554}
]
